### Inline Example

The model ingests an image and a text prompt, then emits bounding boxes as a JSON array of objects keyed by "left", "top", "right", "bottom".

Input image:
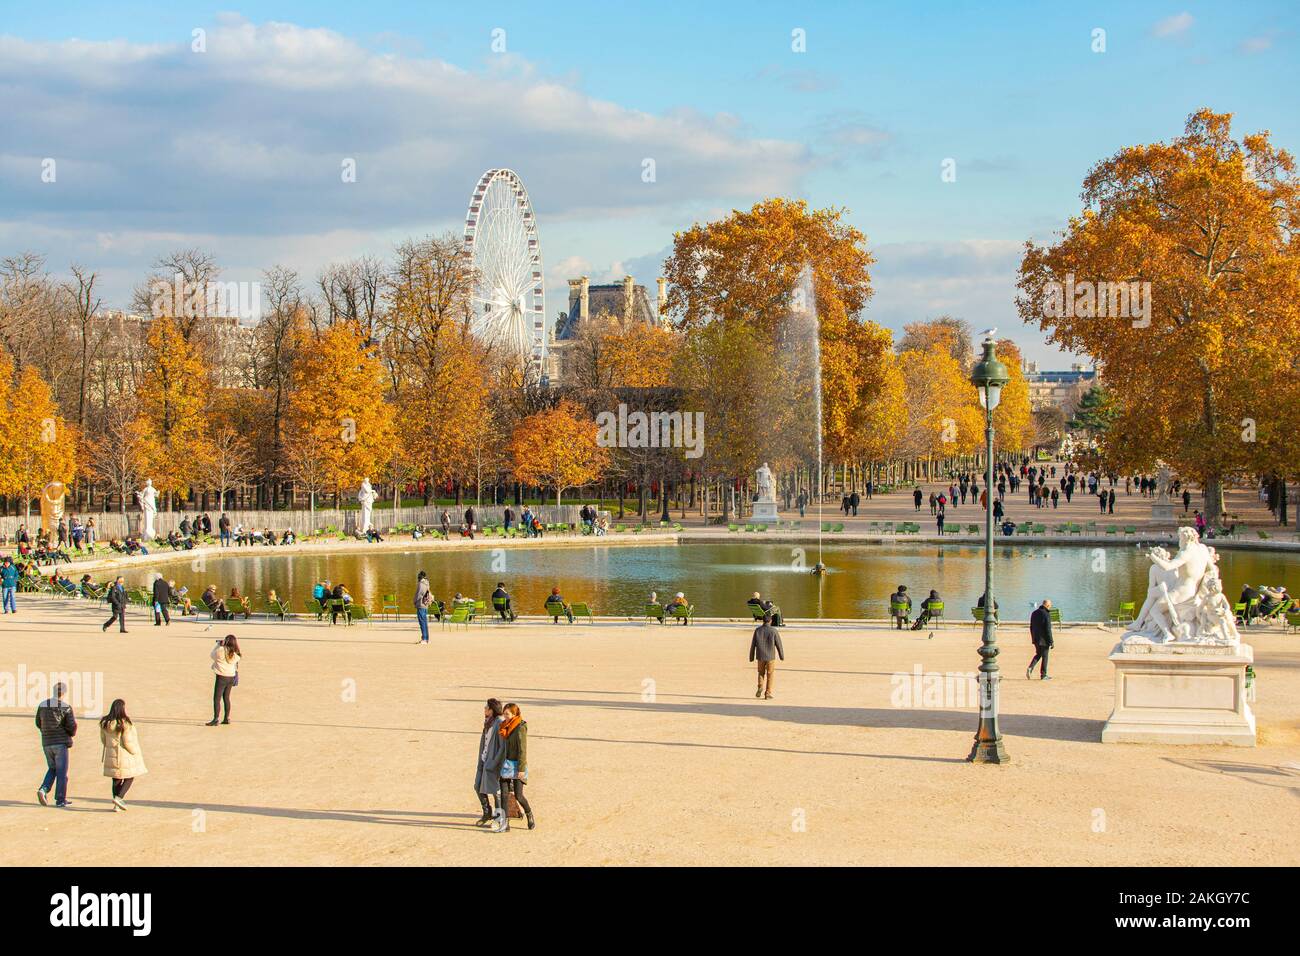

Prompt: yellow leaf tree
[
  {"left": 509, "top": 400, "right": 610, "bottom": 507},
  {"left": 1018, "top": 109, "right": 1300, "bottom": 522},
  {"left": 5, "top": 363, "right": 78, "bottom": 522},
  {"left": 284, "top": 319, "right": 396, "bottom": 507},
  {"left": 133, "top": 315, "right": 210, "bottom": 505}
]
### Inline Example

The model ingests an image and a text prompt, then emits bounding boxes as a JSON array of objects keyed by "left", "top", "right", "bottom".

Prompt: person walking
[
  {"left": 492, "top": 702, "right": 534, "bottom": 832},
  {"left": 99, "top": 699, "right": 146, "bottom": 811},
  {"left": 36, "top": 681, "right": 78, "bottom": 808},
  {"left": 102, "top": 576, "right": 128, "bottom": 633},
  {"left": 1027, "top": 599, "right": 1054, "bottom": 680},
  {"left": 207, "top": 635, "right": 241, "bottom": 726},
  {"left": 749, "top": 612, "right": 785, "bottom": 700},
  {"left": 218, "top": 513, "right": 232, "bottom": 547},
  {"left": 1107, "top": 488, "right": 1116, "bottom": 515},
  {"left": 413, "top": 571, "right": 433, "bottom": 644},
  {"left": 474, "top": 698, "right": 505, "bottom": 827},
  {"left": 1, "top": 556, "right": 18, "bottom": 613},
  {"left": 913, "top": 487, "right": 923, "bottom": 511},
  {"left": 151, "top": 574, "right": 172, "bottom": 627}
]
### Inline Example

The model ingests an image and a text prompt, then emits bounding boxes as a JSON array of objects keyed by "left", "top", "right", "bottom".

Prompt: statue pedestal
[
  {"left": 1150, "top": 502, "right": 1175, "bottom": 523},
  {"left": 751, "top": 499, "right": 779, "bottom": 524},
  {"left": 1101, "top": 642, "right": 1255, "bottom": 746}
]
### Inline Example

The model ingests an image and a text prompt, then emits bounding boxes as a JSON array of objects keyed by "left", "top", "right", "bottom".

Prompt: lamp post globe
[{"left": 969, "top": 332, "right": 1011, "bottom": 764}]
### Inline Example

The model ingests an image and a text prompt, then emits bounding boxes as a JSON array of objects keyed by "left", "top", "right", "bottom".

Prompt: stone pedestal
[
  {"left": 1150, "top": 502, "right": 1175, "bottom": 523},
  {"left": 751, "top": 499, "right": 779, "bottom": 524},
  {"left": 1101, "top": 643, "right": 1255, "bottom": 746}
]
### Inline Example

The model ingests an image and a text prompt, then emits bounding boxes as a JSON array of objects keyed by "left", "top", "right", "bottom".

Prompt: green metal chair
[
  {"left": 570, "top": 602, "right": 595, "bottom": 623},
  {"left": 544, "top": 599, "right": 572, "bottom": 623},
  {"left": 347, "top": 604, "right": 372, "bottom": 626},
  {"left": 442, "top": 604, "right": 472, "bottom": 630},
  {"left": 645, "top": 603, "right": 665, "bottom": 624},
  {"left": 1116, "top": 601, "right": 1136, "bottom": 623},
  {"left": 381, "top": 593, "right": 400, "bottom": 620},
  {"left": 667, "top": 603, "right": 694, "bottom": 625},
  {"left": 303, "top": 599, "right": 324, "bottom": 621},
  {"left": 890, "top": 601, "right": 911, "bottom": 625},
  {"left": 265, "top": 598, "right": 290, "bottom": 621}
]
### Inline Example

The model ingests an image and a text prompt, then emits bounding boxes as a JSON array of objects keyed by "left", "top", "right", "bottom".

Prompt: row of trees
[{"left": 1, "top": 203, "right": 1048, "bottom": 522}]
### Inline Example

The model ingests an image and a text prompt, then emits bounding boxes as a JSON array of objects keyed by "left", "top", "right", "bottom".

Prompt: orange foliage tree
[{"left": 509, "top": 400, "right": 610, "bottom": 507}]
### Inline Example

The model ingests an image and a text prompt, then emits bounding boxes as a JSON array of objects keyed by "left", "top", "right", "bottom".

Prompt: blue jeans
[
  {"left": 41, "top": 744, "right": 69, "bottom": 804},
  {"left": 220, "top": 530, "right": 231, "bottom": 547},
  {"left": 2, "top": 586, "right": 15, "bottom": 613},
  {"left": 416, "top": 606, "right": 429, "bottom": 642}
]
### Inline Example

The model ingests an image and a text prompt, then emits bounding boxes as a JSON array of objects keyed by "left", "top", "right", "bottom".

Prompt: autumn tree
[
  {"left": 133, "top": 315, "right": 210, "bottom": 506},
  {"left": 991, "top": 340, "right": 1035, "bottom": 452},
  {"left": 897, "top": 317, "right": 973, "bottom": 368},
  {"left": 3, "top": 362, "right": 78, "bottom": 521},
  {"left": 898, "top": 343, "right": 983, "bottom": 471},
  {"left": 509, "top": 399, "right": 610, "bottom": 507},
  {"left": 1018, "top": 109, "right": 1300, "bottom": 522},
  {"left": 283, "top": 319, "right": 396, "bottom": 504}
]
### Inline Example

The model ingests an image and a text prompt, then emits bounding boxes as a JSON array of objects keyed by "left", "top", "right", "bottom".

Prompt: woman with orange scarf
[{"left": 492, "top": 702, "right": 534, "bottom": 832}]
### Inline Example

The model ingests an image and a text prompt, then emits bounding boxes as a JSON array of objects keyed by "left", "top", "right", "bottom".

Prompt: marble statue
[
  {"left": 136, "top": 479, "right": 158, "bottom": 539},
  {"left": 1123, "top": 527, "right": 1239, "bottom": 646},
  {"left": 357, "top": 477, "right": 378, "bottom": 533},
  {"left": 755, "top": 462, "right": 775, "bottom": 502}
]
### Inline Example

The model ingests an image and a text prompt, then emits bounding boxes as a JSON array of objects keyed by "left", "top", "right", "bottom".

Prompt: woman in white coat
[{"left": 100, "top": 699, "right": 147, "bottom": 811}]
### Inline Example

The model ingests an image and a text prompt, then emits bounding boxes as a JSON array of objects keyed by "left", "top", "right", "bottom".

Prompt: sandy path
[{"left": 1, "top": 598, "right": 1297, "bottom": 866}]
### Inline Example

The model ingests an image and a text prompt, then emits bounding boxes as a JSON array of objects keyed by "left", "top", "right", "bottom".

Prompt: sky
[{"left": 2, "top": 1, "right": 1297, "bottom": 364}]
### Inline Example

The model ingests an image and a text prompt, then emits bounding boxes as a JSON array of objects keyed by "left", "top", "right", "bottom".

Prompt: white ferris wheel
[{"left": 463, "top": 168, "right": 545, "bottom": 367}]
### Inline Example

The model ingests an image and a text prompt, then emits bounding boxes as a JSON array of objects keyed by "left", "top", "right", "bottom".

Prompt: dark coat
[
  {"left": 1030, "top": 605, "right": 1053, "bottom": 648},
  {"left": 108, "top": 584, "right": 127, "bottom": 612},
  {"left": 152, "top": 577, "right": 171, "bottom": 605},
  {"left": 749, "top": 624, "right": 785, "bottom": 662},
  {"left": 475, "top": 718, "right": 505, "bottom": 794}
]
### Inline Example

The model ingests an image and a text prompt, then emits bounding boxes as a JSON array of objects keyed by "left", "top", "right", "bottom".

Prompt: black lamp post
[{"left": 969, "top": 332, "right": 1010, "bottom": 764}]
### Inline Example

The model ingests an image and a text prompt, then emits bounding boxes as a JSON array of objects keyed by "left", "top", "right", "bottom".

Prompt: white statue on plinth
[
  {"left": 1124, "top": 527, "right": 1239, "bottom": 646},
  {"left": 136, "top": 479, "right": 158, "bottom": 539},
  {"left": 755, "top": 462, "right": 775, "bottom": 502},
  {"left": 357, "top": 477, "right": 377, "bottom": 533}
]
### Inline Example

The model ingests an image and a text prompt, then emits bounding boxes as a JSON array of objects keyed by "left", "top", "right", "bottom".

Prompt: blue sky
[{"left": 2, "top": 1, "right": 1297, "bottom": 363}]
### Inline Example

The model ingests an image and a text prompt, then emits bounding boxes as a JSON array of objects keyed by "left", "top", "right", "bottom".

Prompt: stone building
[
  {"left": 1023, "top": 361, "right": 1098, "bottom": 416},
  {"left": 546, "top": 275, "right": 668, "bottom": 385}
]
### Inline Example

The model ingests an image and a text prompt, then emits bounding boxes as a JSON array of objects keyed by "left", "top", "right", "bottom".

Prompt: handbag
[{"left": 500, "top": 759, "right": 517, "bottom": 780}]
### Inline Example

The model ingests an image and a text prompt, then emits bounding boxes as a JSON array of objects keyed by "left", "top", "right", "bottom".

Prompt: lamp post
[{"left": 969, "top": 332, "right": 1010, "bottom": 764}]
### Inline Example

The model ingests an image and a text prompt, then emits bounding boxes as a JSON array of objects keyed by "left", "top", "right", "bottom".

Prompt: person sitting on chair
[
  {"left": 491, "top": 582, "right": 516, "bottom": 622},
  {"left": 889, "top": 585, "right": 912, "bottom": 629},
  {"left": 546, "top": 587, "right": 574, "bottom": 624},
  {"left": 747, "top": 591, "right": 782, "bottom": 626},
  {"left": 911, "top": 590, "right": 943, "bottom": 630},
  {"left": 666, "top": 591, "right": 690, "bottom": 625},
  {"left": 646, "top": 591, "right": 665, "bottom": 623}
]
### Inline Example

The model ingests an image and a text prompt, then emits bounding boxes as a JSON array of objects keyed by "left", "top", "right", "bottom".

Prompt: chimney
[
  {"left": 623, "top": 275, "right": 635, "bottom": 324},
  {"left": 657, "top": 277, "right": 667, "bottom": 320},
  {"left": 580, "top": 276, "right": 589, "bottom": 323}
]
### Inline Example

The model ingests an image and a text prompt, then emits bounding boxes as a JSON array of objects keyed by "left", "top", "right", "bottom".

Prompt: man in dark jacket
[
  {"left": 1027, "top": 598, "right": 1054, "bottom": 680},
  {"left": 102, "top": 576, "right": 128, "bottom": 633},
  {"left": 36, "top": 682, "right": 77, "bottom": 807},
  {"left": 849, "top": 491, "right": 860, "bottom": 516},
  {"left": 749, "top": 613, "right": 785, "bottom": 700},
  {"left": 152, "top": 574, "right": 173, "bottom": 626}
]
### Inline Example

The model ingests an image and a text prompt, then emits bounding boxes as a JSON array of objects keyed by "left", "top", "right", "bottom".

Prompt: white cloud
[
  {"left": 1152, "top": 13, "right": 1194, "bottom": 39},
  {"left": 0, "top": 16, "right": 813, "bottom": 241}
]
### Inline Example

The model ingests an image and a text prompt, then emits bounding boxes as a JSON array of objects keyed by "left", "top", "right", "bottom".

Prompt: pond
[{"left": 126, "top": 541, "right": 1298, "bottom": 622}]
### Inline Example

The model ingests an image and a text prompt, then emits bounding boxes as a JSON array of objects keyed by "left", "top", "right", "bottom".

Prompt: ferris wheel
[{"left": 463, "top": 168, "right": 545, "bottom": 366}]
